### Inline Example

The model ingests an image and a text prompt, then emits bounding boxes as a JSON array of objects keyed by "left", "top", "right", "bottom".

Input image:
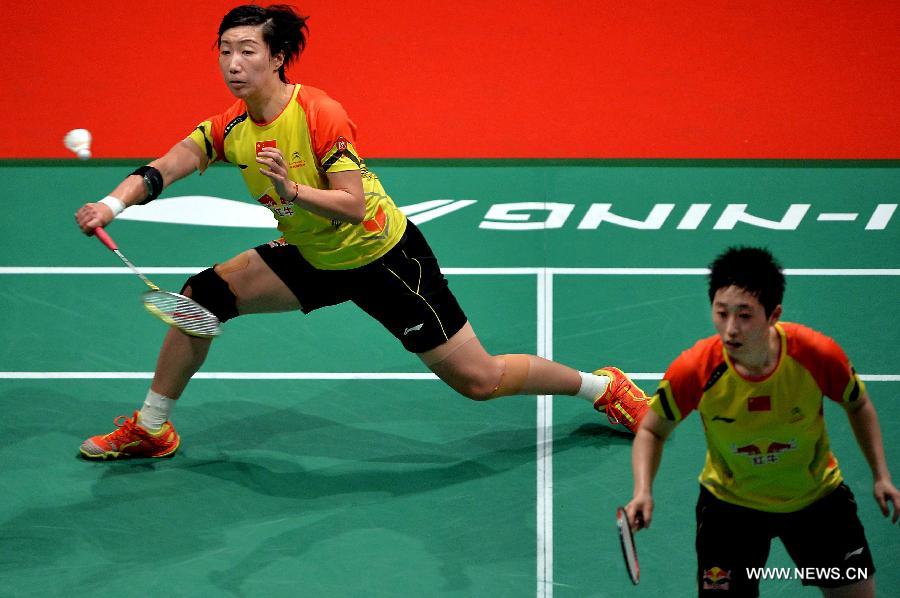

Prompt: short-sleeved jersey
[
  {"left": 187, "top": 84, "right": 407, "bottom": 270},
  {"left": 650, "top": 322, "right": 865, "bottom": 513}
]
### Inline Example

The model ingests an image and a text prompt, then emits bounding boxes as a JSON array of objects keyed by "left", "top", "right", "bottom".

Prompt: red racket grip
[{"left": 94, "top": 227, "right": 118, "bottom": 251}]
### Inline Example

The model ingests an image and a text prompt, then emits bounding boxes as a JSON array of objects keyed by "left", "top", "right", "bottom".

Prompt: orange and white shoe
[
  {"left": 592, "top": 366, "right": 650, "bottom": 433},
  {"left": 79, "top": 411, "right": 180, "bottom": 459}
]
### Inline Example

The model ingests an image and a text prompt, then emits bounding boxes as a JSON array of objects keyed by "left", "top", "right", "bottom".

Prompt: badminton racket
[
  {"left": 94, "top": 227, "right": 221, "bottom": 338},
  {"left": 616, "top": 506, "right": 641, "bottom": 585}
]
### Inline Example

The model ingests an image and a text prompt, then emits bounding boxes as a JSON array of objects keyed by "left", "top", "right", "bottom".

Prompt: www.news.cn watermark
[{"left": 746, "top": 567, "right": 869, "bottom": 582}]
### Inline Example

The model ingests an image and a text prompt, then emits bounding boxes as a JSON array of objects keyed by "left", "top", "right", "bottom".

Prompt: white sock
[
  {"left": 138, "top": 389, "right": 175, "bottom": 431},
  {"left": 576, "top": 371, "right": 610, "bottom": 405}
]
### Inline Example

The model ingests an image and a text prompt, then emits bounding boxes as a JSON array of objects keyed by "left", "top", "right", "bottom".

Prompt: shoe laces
[
  {"left": 605, "top": 378, "right": 647, "bottom": 426},
  {"left": 104, "top": 414, "right": 147, "bottom": 446},
  {"left": 604, "top": 377, "right": 626, "bottom": 425}
]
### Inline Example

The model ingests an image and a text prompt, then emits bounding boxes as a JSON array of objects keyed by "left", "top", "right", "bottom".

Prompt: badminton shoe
[
  {"left": 592, "top": 366, "right": 650, "bottom": 433},
  {"left": 80, "top": 411, "right": 180, "bottom": 459}
]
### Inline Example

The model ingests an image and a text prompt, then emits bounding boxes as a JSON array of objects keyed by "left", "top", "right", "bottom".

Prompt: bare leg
[
  {"left": 822, "top": 577, "right": 874, "bottom": 598},
  {"left": 150, "top": 249, "right": 300, "bottom": 401},
  {"left": 423, "top": 324, "right": 581, "bottom": 400},
  {"left": 151, "top": 330, "right": 212, "bottom": 399}
]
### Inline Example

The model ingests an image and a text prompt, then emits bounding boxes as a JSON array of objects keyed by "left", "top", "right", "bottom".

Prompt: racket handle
[{"left": 94, "top": 227, "right": 118, "bottom": 251}]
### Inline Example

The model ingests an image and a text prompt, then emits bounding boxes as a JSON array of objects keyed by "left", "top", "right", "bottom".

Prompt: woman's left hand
[
  {"left": 874, "top": 478, "right": 900, "bottom": 524},
  {"left": 256, "top": 147, "right": 296, "bottom": 200}
]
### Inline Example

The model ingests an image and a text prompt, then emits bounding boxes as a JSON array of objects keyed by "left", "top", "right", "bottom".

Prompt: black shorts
[
  {"left": 696, "top": 484, "right": 875, "bottom": 596},
  {"left": 254, "top": 221, "right": 468, "bottom": 353}
]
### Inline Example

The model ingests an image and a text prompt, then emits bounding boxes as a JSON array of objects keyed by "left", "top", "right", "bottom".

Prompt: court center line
[{"left": 536, "top": 270, "right": 554, "bottom": 598}]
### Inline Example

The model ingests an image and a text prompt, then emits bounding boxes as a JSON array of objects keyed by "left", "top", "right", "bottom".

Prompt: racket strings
[{"left": 142, "top": 291, "right": 221, "bottom": 337}]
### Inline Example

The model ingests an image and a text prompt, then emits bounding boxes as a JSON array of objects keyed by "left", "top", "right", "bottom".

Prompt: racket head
[
  {"left": 616, "top": 506, "right": 640, "bottom": 585},
  {"left": 141, "top": 290, "right": 221, "bottom": 338}
]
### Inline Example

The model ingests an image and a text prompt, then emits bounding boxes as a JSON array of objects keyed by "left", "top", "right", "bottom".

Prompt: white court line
[
  {"left": 0, "top": 372, "right": 437, "bottom": 380},
  {"left": 0, "top": 372, "right": 900, "bottom": 382},
  {"left": 2, "top": 372, "right": 896, "bottom": 381},
  {"left": 2, "top": 267, "right": 900, "bottom": 276},
  {"left": 536, "top": 270, "right": 554, "bottom": 598}
]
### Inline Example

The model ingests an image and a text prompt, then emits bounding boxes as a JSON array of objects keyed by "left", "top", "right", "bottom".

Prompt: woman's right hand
[
  {"left": 625, "top": 493, "right": 653, "bottom": 532},
  {"left": 75, "top": 202, "right": 114, "bottom": 235}
]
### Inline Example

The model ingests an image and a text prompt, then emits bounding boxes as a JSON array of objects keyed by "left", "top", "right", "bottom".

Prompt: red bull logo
[
  {"left": 702, "top": 566, "right": 731, "bottom": 590},
  {"left": 257, "top": 194, "right": 277, "bottom": 209},
  {"left": 732, "top": 438, "right": 796, "bottom": 465}
]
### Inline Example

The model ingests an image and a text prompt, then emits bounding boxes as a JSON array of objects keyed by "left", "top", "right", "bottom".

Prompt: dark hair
[
  {"left": 707, "top": 246, "right": 785, "bottom": 316},
  {"left": 218, "top": 4, "right": 309, "bottom": 83}
]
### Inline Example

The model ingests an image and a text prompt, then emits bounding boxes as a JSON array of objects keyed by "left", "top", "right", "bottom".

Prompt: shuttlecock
[{"left": 64, "top": 128, "right": 92, "bottom": 160}]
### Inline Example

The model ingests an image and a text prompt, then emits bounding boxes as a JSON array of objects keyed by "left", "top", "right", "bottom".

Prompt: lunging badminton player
[
  {"left": 73, "top": 4, "right": 649, "bottom": 459},
  {"left": 626, "top": 247, "right": 899, "bottom": 597}
]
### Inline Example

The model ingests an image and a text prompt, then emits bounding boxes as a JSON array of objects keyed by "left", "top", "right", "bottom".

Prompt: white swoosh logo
[
  {"left": 117, "top": 197, "right": 477, "bottom": 228},
  {"left": 404, "top": 323, "right": 424, "bottom": 335},
  {"left": 844, "top": 547, "right": 864, "bottom": 560}
]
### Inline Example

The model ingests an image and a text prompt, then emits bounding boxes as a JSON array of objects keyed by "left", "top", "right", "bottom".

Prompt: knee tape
[
  {"left": 487, "top": 354, "right": 532, "bottom": 398},
  {"left": 181, "top": 267, "right": 239, "bottom": 322}
]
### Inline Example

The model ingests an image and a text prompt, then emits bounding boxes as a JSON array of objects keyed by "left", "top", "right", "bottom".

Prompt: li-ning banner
[{"left": 2, "top": 161, "right": 897, "bottom": 269}]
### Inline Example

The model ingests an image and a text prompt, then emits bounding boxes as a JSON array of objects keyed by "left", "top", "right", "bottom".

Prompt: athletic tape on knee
[
  {"left": 216, "top": 253, "right": 249, "bottom": 276},
  {"left": 181, "top": 267, "right": 239, "bottom": 322},
  {"left": 488, "top": 354, "right": 532, "bottom": 398}
]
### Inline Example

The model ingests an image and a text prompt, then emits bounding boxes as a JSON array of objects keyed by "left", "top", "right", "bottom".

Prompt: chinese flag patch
[
  {"left": 748, "top": 395, "right": 771, "bottom": 412},
  {"left": 256, "top": 140, "right": 277, "bottom": 154}
]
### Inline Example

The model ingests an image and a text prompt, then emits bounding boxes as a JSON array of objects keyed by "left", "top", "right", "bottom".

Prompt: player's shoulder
[
  {"left": 655, "top": 335, "right": 724, "bottom": 418},
  {"left": 667, "top": 335, "right": 726, "bottom": 388},
  {"left": 206, "top": 98, "right": 249, "bottom": 133},
  {"left": 296, "top": 84, "right": 346, "bottom": 113},
  {"left": 781, "top": 321, "right": 846, "bottom": 361},
  {"left": 673, "top": 335, "right": 724, "bottom": 371}
]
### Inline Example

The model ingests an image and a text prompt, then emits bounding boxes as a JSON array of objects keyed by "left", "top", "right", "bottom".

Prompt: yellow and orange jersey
[
  {"left": 650, "top": 322, "right": 866, "bottom": 513},
  {"left": 187, "top": 84, "right": 406, "bottom": 270}
]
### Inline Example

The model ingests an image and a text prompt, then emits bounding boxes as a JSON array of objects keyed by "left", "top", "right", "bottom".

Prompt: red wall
[{"left": 4, "top": 0, "right": 899, "bottom": 158}]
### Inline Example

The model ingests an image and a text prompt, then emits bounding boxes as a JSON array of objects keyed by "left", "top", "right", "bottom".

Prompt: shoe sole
[{"left": 79, "top": 438, "right": 180, "bottom": 460}]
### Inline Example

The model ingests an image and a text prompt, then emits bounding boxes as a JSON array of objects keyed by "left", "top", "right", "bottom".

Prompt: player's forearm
[
  {"left": 847, "top": 399, "right": 893, "bottom": 482},
  {"left": 109, "top": 140, "right": 202, "bottom": 208},
  {"left": 632, "top": 426, "right": 666, "bottom": 497},
  {"left": 291, "top": 184, "right": 366, "bottom": 224}
]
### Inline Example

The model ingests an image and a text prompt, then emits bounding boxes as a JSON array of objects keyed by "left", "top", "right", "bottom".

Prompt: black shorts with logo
[
  {"left": 695, "top": 483, "right": 875, "bottom": 596},
  {"left": 254, "top": 221, "right": 468, "bottom": 353}
]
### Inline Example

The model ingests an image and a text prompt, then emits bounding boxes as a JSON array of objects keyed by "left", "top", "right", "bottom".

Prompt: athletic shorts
[
  {"left": 254, "top": 221, "right": 468, "bottom": 353},
  {"left": 695, "top": 483, "right": 875, "bottom": 596}
]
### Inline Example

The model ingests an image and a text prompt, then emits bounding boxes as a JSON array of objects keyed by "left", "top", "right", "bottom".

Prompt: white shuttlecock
[{"left": 64, "top": 128, "right": 92, "bottom": 160}]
